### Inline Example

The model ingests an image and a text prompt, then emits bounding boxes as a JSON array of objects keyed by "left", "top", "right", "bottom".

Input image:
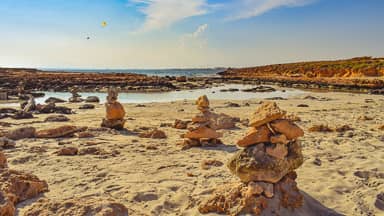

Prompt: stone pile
[
  {"left": 199, "top": 102, "right": 306, "bottom": 215},
  {"left": 68, "top": 87, "right": 83, "bottom": 103},
  {"left": 101, "top": 87, "right": 126, "bottom": 130},
  {"left": 181, "top": 95, "right": 223, "bottom": 149}
]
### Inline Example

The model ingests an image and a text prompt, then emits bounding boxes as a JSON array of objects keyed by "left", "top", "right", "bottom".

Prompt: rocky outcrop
[
  {"left": 23, "top": 197, "right": 129, "bottom": 216},
  {"left": 200, "top": 102, "right": 307, "bottom": 215},
  {"left": 35, "top": 125, "right": 79, "bottom": 138},
  {"left": 101, "top": 88, "right": 126, "bottom": 130}
]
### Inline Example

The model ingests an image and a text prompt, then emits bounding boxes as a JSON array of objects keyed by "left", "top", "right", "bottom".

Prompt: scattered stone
[
  {"left": 297, "top": 104, "right": 309, "bottom": 107},
  {"left": 35, "top": 125, "right": 79, "bottom": 138},
  {"left": 45, "top": 97, "right": 66, "bottom": 103},
  {"left": 23, "top": 197, "right": 129, "bottom": 216},
  {"left": 85, "top": 96, "right": 100, "bottom": 103},
  {"left": 76, "top": 131, "right": 95, "bottom": 138},
  {"left": 335, "top": 125, "right": 354, "bottom": 132},
  {"left": 226, "top": 102, "right": 240, "bottom": 108},
  {"left": 358, "top": 115, "right": 374, "bottom": 121},
  {"left": 375, "top": 192, "right": 384, "bottom": 211},
  {"left": 5, "top": 127, "right": 36, "bottom": 140},
  {"left": 237, "top": 126, "right": 271, "bottom": 147},
  {"left": 313, "top": 158, "right": 322, "bottom": 166},
  {"left": 242, "top": 86, "right": 276, "bottom": 93},
  {"left": 139, "top": 129, "right": 167, "bottom": 139},
  {"left": 68, "top": 87, "right": 83, "bottom": 103},
  {"left": 270, "top": 120, "right": 304, "bottom": 140},
  {"left": 101, "top": 87, "right": 126, "bottom": 130},
  {"left": 0, "top": 151, "right": 7, "bottom": 168},
  {"left": 0, "top": 137, "right": 16, "bottom": 149},
  {"left": 79, "top": 104, "right": 95, "bottom": 109},
  {"left": 79, "top": 147, "right": 109, "bottom": 156},
  {"left": 173, "top": 119, "right": 190, "bottom": 129},
  {"left": 56, "top": 147, "right": 78, "bottom": 156},
  {"left": 44, "top": 115, "right": 70, "bottom": 122},
  {"left": 308, "top": 125, "right": 333, "bottom": 133},
  {"left": 11, "top": 111, "right": 34, "bottom": 119},
  {"left": 201, "top": 160, "right": 224, "bottom": 170}
]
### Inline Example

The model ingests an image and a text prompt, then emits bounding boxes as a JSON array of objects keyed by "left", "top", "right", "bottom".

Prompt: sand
[{"left": 1, "top": 91, "right": 383, "bottom": 215}]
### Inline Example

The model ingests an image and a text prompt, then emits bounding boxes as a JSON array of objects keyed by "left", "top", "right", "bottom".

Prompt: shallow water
[{"left": 36, "top": 84, "right": 304, "bottom": 104}]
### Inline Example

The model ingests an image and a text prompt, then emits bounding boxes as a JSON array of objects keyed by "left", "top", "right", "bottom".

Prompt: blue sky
[{"left": 0, "top": 0, "right": 383, "bottom": 68}]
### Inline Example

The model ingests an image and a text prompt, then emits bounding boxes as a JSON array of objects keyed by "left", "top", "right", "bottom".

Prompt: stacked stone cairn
[
  {"left": 101, "top": 87, "right": 126, "bottom": 130},
  {"left": 68, "top": 87, "right": 83, "bottom": 103},
  {"left": 199, "top": 101, "right": 305, "bottom": 215},
  {"left": 182, "top": 95, "right": 223, "bottom": 149}
]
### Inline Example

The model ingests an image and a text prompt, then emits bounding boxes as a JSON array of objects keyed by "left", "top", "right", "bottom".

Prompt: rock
[
  {"left": 0, "top": 151, "right": 7, "bottom": 168},
  {"left": 36, "top": 103, "right": 56, "bottom": 113},
  {"left": 173, "top": 119, "right": 190, "bottom": 129},
  {"left": 313, "top": 158, "right": 322, "bottom": 166},
  {"left": 297, "top": 104, "right": 309, "bottom": 107},
  {"left": 44, "top": 115, "right": 70, "bottom": 122},
  {"left": 270, "top": 134, "right": 289, "bottom": 145},
  {"left": 23, "top": 197, "right": 129, "bottom": 216},
  {"left": 68, "top": 97, "right": 83, "bottom": 103},
  {"left": 139, "top": 129, "right": 167, "bottom": 139},
  {"left": 56, "top": 147, "right": 78, "bottom": 156},
  {"left": 358, "top": 115, "right": 373, "bottom": 121},
  {"left": 0, "top": 191, "right": 15, "bottom": 216},
  {"left": 215, "top": 114, "right": 237, "bottom": 130},
  {"left": 76, "top": 132, "right": 95, "bottom": 138},
  {"left": 0, "top": 169, "right": 48, "bottom": 205},
  {"left": 35, "top": 125, "right": 78, "bottom": 138},
  {"left": 375, "top": 192, "right": 384, "bottom": 211},
  {"left": 184, "top": 127, "right": 222, "bottom": 139},
  {"left": 226, "top": 102, "right": 240, "bottom": 108},
  {"left": 379, "top": 125, "right": 384, "bottom": 131},
  {"left": 270, "top": 120, "right": 304, "bottom": 140},
  {"left": 237, "top": 126, "right": 271, "bottom": 147},
  {"left": 106, "top": 103, "right": 125, "bottom": 121},
  {"left": 266, "top": 144, "right": 288, "bottom": 160},
  {"left": 0, "top": 137, "right": 16, "bottom": 149},
  {"left": 11, "top": 111, "right": 34, "bottom": 119},
  {"left": 79, "top": 147, "right": 109, "bottom": 156},
  {"left": 85, "top": 96, "right": 100, "bottom": 103},
  {"left": 5, "top": 127, "right": 36, "bottom": 140},
  {"left": 176, "top": 76, "right": 187, "bottom": 82},
  {"left": 79, "top": 104, "right": 95, "bottom": 109},
  {"left": 45, "top": 97, "right": 66, "bottom": 103},
  {"left": 308, "top": 125, "right": 333, "bottom": 133},
  {"left": 0, "top": 108, "right": 17, "bottom": 114},
  {"left": 242, "top": 86, "right": 276, "bottom": 93},
  {"left": 196, "top": 95, "right": 210, "bottom": 110},
  {"left": 201, "top": 160, "right": 224, "bottom": 170},
  {"left": 335, "top": 125, "right": 354, "bottom": 132},
  {"left": 247, "top": 182, "right": 264, "bottom": 196},
  {"left": 101, "top": 119, "right": 126, "bottom": 130},
  {"left": 227, "top": 141, "right": 303, "bottom": 183},
  {"left": 249, "top": 102, "right": 286, "bottom": 128}
]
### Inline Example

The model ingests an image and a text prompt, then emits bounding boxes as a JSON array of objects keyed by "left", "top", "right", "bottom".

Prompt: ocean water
[
  {"left": 40, "top": 68, "right": 225, "bottom": 77},
  {"left": 30, "top": 84, "right": 305, "bottom": 104}
]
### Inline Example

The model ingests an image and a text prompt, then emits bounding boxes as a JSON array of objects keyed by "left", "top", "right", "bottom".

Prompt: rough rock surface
[
  {"left": 44, "top": 115, "right": 70, "bottom": 122},
  {"left": 56, "top": 147, "right": 78, "bottom": 156},
  {"left": 35, "top": 125, "right": 78, "bottom": 138},
  {"left": 0, "top": 138, "right": 16, "bottom": 149},
  {"left": 23, "top": 197, "right": 129, "bottom": 216},
  {"left": 250, "top": 102, "right": 286, "bottom": 128},
  {"left": 184, "top": 127, "right": 222, "bottom": 139},
  {"left": 237, "top": 126, "right": 271, "bottom": 147},
  {"left": 5, "top": 127, "right": 36, "bottom": 140},
  {"left": 139, "top": 129, "right": 167, "bottom": 139},
  {"left": 227, "top": 142, "right": 303, "bottom": 183},
  {"left": 270, "top": 120, "right": 304, "bottom": 140}
]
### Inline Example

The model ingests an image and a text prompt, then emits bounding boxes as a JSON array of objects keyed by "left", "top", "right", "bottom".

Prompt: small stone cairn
[
  {"left": 181, "top": 95, "right": 223, "bottom": 149},
  {"left": 68, "top": 87, "right": 83, "bottom": 103},
  {"left": 101, "top": 87, "right": 126, "bottom": 130},
  {"left": 199, "top": 101, "right": 305, "bottom": 215}
]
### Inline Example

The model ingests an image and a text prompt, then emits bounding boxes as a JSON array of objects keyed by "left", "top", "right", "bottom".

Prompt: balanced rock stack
[
  {"left": 68, "top": 87, "right": 83, "bottom": 103},
  {"left": 199, "top": 102, "right": 306, "bottom": 215},
  {"left": 182, "top": 95, "right": 223, "bottom": 149},
  {"left": 101, "top": 87, "right": 126, "bottom": 130}
]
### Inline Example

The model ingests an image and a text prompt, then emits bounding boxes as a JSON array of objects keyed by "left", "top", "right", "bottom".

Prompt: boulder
[
  {"left": 270, "top": 120, "right": 304, "bottom": 140},
  {"left": 45, "top": 97, "right": 66, "bottom": 103},
  {"left": 106, "top": 102, "right": 125, "bottom": 120},
  {"left": 85, "top": 96, "right": 100, "bottom": 103},
  {"left": 227, "top": 142, "right": 303, "bottom": 183},
  {"left": 249, "top": 102, "right": 286, "bottom": 128},
  {"left": 184, "top": 127, "right": 222, "bottom": 139},
  {"left": 237, "top": 126, "right": 271, "bottom": 147},
  {"left": 23, "top": 197, "right": 129, "bottom": 216},
  {"left": 79, "top": 104, "right": 95, "bottom": 109},
  {"left": 5, "top": 127, "right": 36, "bottom": 140},
  {"left": 44, "top": 115, "right": 70, "bottom": 122},
  {"left": 35, "top": 125, "right": 78, "bottom": 138}
]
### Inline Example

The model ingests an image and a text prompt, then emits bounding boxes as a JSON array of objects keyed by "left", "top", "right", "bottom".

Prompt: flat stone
[
  {"left": 270, "top": 134, "right": 289, "bottom": 145},
  {"left": 184, "top": 127, "right": 222, "bottom": 139},
  {"left": 237, "top": 126, "right": 271, "bottom": 147},
  {"left": 270, "top": 120, "right": 304, "bottom": 140},
  {"left": 5, "top": 127, "right": 36, "bottom": 140},
  {"left": 249, "top": 102, "right": 286, "bottom": 128},
  {"left": 35, "top": 126, "right": 78, "bottom": 138},
  {"left": 227, "top": 141, "right": 303, "bottom": 183}
]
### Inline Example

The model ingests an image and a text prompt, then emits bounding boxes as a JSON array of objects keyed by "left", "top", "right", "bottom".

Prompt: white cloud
[
  {"left": 228, "top": 0, "right": 315, "bottom": 20},
  {"left": 130, "top": 0, "right": 208, "bottom": 32},
  {"left": 180, "top": 24, "right": 209, "bottom": 49}
]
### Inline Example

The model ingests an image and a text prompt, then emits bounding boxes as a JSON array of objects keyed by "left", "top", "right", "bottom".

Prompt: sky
[{"left": 0, "top": 0, "right": 384, "bottom": 69}]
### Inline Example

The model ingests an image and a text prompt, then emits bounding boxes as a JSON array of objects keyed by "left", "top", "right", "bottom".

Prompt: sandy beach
[{"left": 0, "top": 91, "right": 383, "bottom": 215}]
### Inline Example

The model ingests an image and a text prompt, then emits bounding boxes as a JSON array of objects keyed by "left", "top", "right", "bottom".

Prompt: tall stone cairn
[
  {"left": 199, "top": 101, "right": 305, "bottom": 215},
  {"left": 101, "top": 87, "right": 126, "bottom": 130}
]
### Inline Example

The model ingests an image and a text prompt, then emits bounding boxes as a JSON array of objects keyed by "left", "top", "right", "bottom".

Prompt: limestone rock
[
  {"left": 56, "top": 147, "right": 78, "bottom": 156},
  {"left": 23, "top": 197, "right": 129, "bottom": 216},
  {"left": 237, "top": 126, "right": 271, "bottom": 147},
  {"left": 184, "top": 127, "right": 222, "bottom": 139},
  {"left": 139, "top": 129, "right": 167, "bottom": 139},
  {"left": 266, "top": 144, "right": 288, "bottom": 160},
  {"left": 271, "top": 120, "right": 304, "bottom": 140},
  {"left": 250, "top": 102, "right": 286, "bottom": 128},
  {"left": 5, "top": 127, "right": 36, "bottom": 140},
  {"left": 44, "top": 115, "right": 70, "bottom": 122},
  {"left": 35, "top": 125, "right": 78, "bottom": 138},
  {"left": 227, "top": 141, "right": 303, "bottom": 183},
  {"left": 106, "top": 102, "right": 125, "bottom": 120}
]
